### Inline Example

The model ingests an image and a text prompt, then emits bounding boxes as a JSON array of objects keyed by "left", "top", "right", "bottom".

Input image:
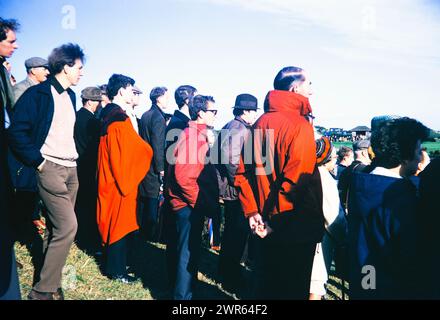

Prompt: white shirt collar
[{"left": 371, "top": 167, "right": 402, "bottom": 179}]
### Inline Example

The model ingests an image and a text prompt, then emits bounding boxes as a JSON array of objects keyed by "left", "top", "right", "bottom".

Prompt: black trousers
[
  {"left": 253, "top": 238, "right": 317, "bottom": 300},
  {"left": 105, "top": 235, "right": 129, "bottom": 277},
  {"left": 138, "top": 196, "right": 159, "bottom": 240},
  {"left": 218, "top": 200, "right": 249, "bottom": 284}
]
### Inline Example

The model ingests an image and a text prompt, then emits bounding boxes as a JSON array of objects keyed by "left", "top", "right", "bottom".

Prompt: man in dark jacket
[
  {"left": 234, "top": 66, "right": 325, "bottom": 299},
  {"left": 165, "top": 95, "right": 219, "bottom": 300},
  {"left": 138, "top": 86, "right": 170, "bottom": 240},
  {"left": 0, "top": 16, "right": 21, "bottom": 301},
  {"left": 216, "top": 93, "right": 258, "bottom": 290},
  {"left": 164, "top": 85, "right": 197, "bottom": 174},
  {"left": 74, "top": 86, "right": 102, "bottom": 253},
  {"left": 8, "top": 43, "right": 85, "bottom": 300}
]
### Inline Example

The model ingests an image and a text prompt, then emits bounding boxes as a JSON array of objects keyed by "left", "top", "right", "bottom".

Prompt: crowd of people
[{"left": 1, "top": 17, "right": 439, "bottom": 301}]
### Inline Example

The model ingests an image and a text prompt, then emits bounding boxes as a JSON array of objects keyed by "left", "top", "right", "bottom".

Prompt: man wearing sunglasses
[{"left": 165, "top": 95, "right": 220, "bottom": 300}]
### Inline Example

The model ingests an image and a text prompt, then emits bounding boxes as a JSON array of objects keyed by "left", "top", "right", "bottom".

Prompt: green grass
[
  {"left": 15, "top": 220, "right": 242, "bottom": 300},
  {"left": 334, "top": 141, "right": 440, "bottom": 156}
]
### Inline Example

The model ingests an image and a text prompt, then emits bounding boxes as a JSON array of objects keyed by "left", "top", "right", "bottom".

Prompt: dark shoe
[
  {"left": 53, "top": 288, "right": 64, "bottom": 300},
  {"left": 109, "top": 274, "right": 138, "bottom": 284},
  {"left": 28, "top": 289, "right": 55, "bottom": 300}
]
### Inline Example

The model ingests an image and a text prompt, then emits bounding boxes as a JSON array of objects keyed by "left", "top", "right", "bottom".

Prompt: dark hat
[
  {"left": 233, "top": 94, "right": 258, "bottom": 110},
  {"left": 353, "top": 139, "right": 371, "bottom": 151},
  {"left": 25, "top": 57, "right": 48, "bottom": 69},
  {"left": 316, "top": 137, "right": 334, "bottom": 166},
  {"left": 81, "top": 87, "right": 103, "bottom": 101}
]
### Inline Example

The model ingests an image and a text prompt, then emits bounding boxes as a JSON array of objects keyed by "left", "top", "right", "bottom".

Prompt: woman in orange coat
[{"left": 97, "top": 74, "right": 152, "bottom": 283}]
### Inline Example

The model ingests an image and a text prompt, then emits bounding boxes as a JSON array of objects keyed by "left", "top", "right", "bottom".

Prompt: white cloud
[{"left": 201, "top": 0, "right": 440, "bottom": 68}]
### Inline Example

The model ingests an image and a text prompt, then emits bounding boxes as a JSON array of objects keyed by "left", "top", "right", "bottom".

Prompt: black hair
[
  {"left": 175, "top": 85, "right": 197, "bottom": 108},
  {"left": 0, "top": 18, "right": 20, "bottom": 41},
  {"left": 273, "top": 66, "right": 305, "bottom": 91},
  {"left": 48, "top": 43, "right": 85, "bottom": 75},
  {"left": 189, "top": 95, "right": 215, "bottom": 121},
  {"left": 371, "top": 117, "right": 430, "bottom": 168},
  {"left": 106, "top": 74, "right": 135, "bottom": 101},
  {"left": 150, "top": 86, "right": 168, "bottom": 104},
  {"left": 233, "top": 108, "right": 245, "bottom": 117},
  {"left": 337, "top": 146, "right": 353, "bottom": 162}
]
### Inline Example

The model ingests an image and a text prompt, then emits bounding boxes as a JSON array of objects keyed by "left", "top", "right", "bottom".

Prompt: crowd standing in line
[{"left": 1, "top": 16, "right": 438, "bottom": 300}]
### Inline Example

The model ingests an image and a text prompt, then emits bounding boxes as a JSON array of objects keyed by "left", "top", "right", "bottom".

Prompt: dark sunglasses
[{"left": 205, "top": 109, "right": 218, "bottom": 116}]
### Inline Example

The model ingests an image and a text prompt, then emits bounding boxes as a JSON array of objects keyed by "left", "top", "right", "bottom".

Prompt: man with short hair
[
  {"left": 165, "top": 85, "right": 197, "bottom": 169},
  {"left": 338, "top": 139, "right": 371, "bottom": 210},
  {"left": 165, "top": 95, "right": 220, "bottom": 300},
  {"left": 0, "top": 16, "right": 21, "bottom": 301},
  {"left": 138, "top": 86, "right": 170, "bottom": 241},
  {"left": 335, "top": 146, "right": 354, "bottom": 179},
  {"left": 97, "top": 74, "right": 153, "bottom": 283},
  {"left": 216, "top": 93, "right": 258, "bottom": 290},
  {"left": 13, "top": 57, "right": 49, "bottom": 103},
  {"left": 74, "top": 86, "right": 103, "bottom": 253},
  {"left": 8, "top": 43, "right": 85, "bottom": 300},
  {"left": 234, "top": 66, "right": 324, "bottom": 299}
]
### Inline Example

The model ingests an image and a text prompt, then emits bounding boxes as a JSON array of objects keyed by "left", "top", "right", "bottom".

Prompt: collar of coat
[
  {"left": 151, "top": 104, "right": 166, "bottom": 119},
  {"left": 188, "top": 121, "right": 209, "bottom": 139},
  {"left": 264, "top": 90, "right": 313, "bottom": 116},
  {"left": 100, "top": 103, "right": 129, "bottom": 136},
  {"left": 173, "top": 109, "right": 190, "bottom": 122}
]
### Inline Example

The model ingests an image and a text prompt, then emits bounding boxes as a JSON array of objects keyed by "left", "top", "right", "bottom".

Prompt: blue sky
[{"left": 2, "top": 0, "right": 440, "bottom": 130}]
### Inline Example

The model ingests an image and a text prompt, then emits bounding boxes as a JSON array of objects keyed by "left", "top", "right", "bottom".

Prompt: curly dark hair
[
  {"left": 371, "top": 117, "right": 430, "bottom": 168},
  {"left": 48, "top": 43, "right": 85, "bottom": 75},
  {"left": 0, "top": 18, "right": 20, "bottom": 41}
]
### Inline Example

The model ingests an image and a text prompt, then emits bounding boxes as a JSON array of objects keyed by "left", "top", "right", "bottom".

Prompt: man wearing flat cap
[
  {"left": 215, "top": 93, "right": 259, "bottom": 290},
  {"left": 13, "top": 56, "right": 49, "bottom": 104},
  {"left": 74, "top": 86, "right": 102, "bottom": 253}
]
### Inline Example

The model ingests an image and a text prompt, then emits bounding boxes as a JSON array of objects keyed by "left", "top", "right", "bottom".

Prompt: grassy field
[
  {"left": 15, "top": 240, "right": 243, "bottom": 300},
  {"left": 15, "top": 235, "right": 344, "bottom": 300}
]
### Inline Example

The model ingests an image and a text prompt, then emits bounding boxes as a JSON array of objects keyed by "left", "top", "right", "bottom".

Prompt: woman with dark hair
[{"left": 348, "top": 117, "right": 430, "bottom": 299}]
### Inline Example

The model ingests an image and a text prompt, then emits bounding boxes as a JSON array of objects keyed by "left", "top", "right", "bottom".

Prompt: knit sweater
[{"left": 40, "top": 86, "right": 78, "bottom": 167}]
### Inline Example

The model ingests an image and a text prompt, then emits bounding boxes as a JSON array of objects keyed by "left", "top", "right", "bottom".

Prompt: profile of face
[
  {"left": 324, "top": 147, "right": 338, "bottom": 173},
  {"left": 132, "top": 90, "right": 141, "bottom": 107},
  {"left": 31, "top": 67, "right": 50, "bottom": 83},
  {"left": 64, "top": 59, "right": 83, "bottom": 86},
  {"left": 157, "top": 90, "right": 171, "bottom": 110},
  {"left": 418, "top": 150, "right": 431, "bottom": 173},
  {"left": 101, "top": 94, "right": 110, "bottom": 108},
  {"left": 120, "top": 84, "right": 134, "bottom": 105},
  {"left": 200, "top": 101, "right": 217, "bottom": 127},
  {"left": 0, "top": 29, "right": 18, "bottom": 58},
  {"left": 243, "top": 110, "right": 258, "bottom": 126},
  {"left": 293, "top": 72, "right": 313, "bottom": 98},
  {"left": 403, "top": 140, "right": 423, "bottom": 177}
]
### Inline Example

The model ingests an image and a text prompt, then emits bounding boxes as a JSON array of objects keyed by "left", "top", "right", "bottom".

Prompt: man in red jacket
[
  {"left": 165, "top": 95, "right": 220, "bottom": 300},
  {"left": 234, "top": 66, "right": 325, "bottom": 299}
]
